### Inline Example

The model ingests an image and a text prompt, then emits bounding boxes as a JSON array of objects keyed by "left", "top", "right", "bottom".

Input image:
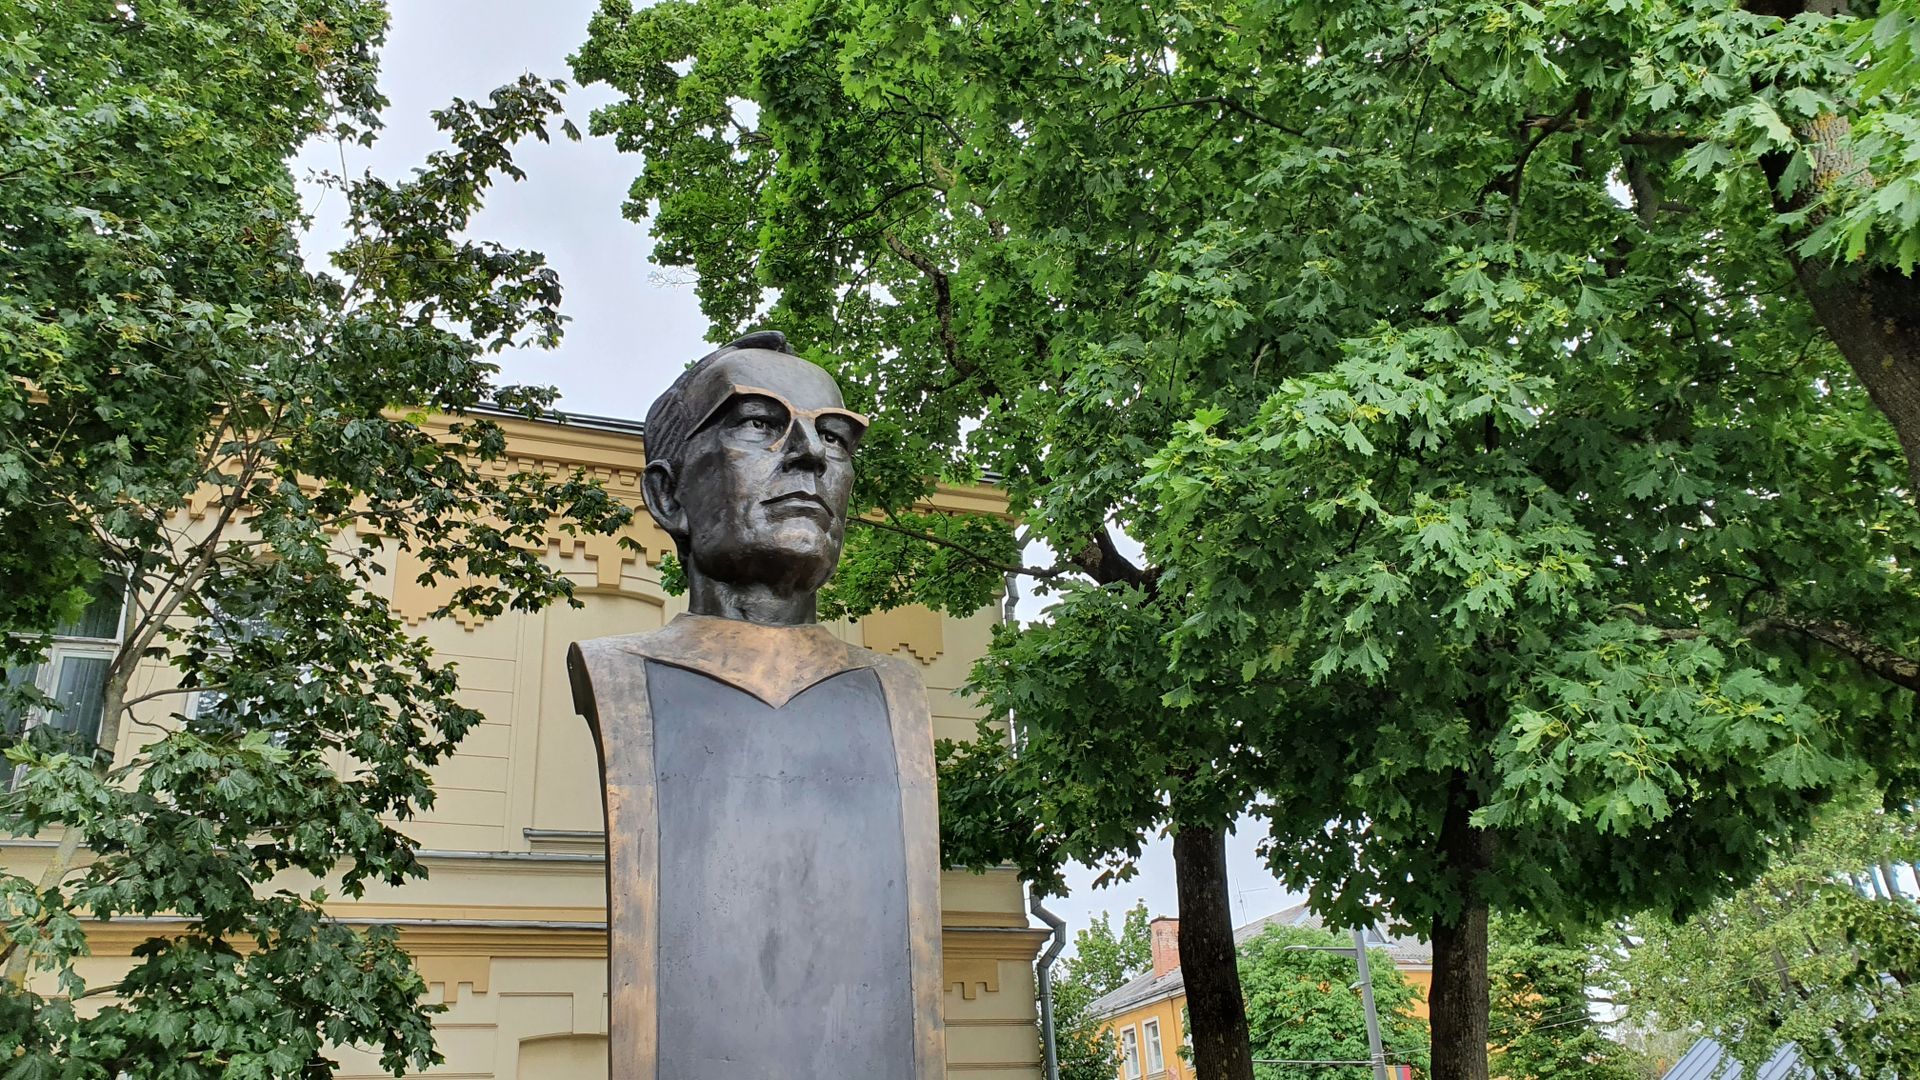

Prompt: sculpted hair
[{"left": 642, "top": 329, "right": 795, "bottom": 476}]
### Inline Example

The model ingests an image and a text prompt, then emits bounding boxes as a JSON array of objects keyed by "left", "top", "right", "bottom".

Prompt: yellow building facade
[
  {"left": 1090, "top": 907, "right": 1432, "bottom": 1080},
  {"left": 2, "top": 410, "right": 1048, "bottom": 1079}
]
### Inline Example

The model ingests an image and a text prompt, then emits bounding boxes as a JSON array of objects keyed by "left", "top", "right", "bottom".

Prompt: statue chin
[{"left": 686, "top": 533, "right": 842, "bottom": 601}]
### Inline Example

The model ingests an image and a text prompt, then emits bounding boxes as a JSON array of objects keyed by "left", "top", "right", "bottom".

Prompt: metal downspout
[
  {"left": 1031, "top": 891, "right": 1068, "bottom": 1080},
  {"left": 1001, "top": 551, "right": 1064, "bottom": 1080}
]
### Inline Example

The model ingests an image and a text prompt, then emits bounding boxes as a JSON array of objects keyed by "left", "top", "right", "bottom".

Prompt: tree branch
[
  {"left": 120, "top": 683, "right": 226, "bottom": 712},
  {"left": 1751, "top": 615, "right": 1920, "bottom": 693},
  {"left": 828, "top": 181, "right": 937, "bottom": 242},
  {"left": 882, "top": 231, "right": 989, "bottom": 396},
  {"left": 1069, "top": 528, "right": 1159, "bottom": 593},
  {"left": 855, "top": 515, "right": 1066, "bottom": 580},
  {"left": 1503, "top": 104, "right": 1579, "bottom": 242},
  {"left": 1655, "top": 612, "right": 1920, "bottom": 692}
]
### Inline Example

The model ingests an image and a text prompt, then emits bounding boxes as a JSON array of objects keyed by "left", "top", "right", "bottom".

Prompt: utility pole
[
  {"left": 1349, "top": 928, "right": 1391, "bottom": 1080},
  {"left": 1282, "top": 930, "right": 1393, "bottom": 1080}
]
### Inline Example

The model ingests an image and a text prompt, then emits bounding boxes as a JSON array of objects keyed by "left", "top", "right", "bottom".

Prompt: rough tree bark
[
  {"left": 1173, "top": 824, "right": 1256, "bottom": 1080},
  {"left": 1428, "top": 774, "right": 1495, "bottom": 1080},
  {"left": 1747, "top": 0, "right": 1920, "bottom": 495},
  {"left": 1789, "top": 255, "right": 1920, "bottom": 495}
]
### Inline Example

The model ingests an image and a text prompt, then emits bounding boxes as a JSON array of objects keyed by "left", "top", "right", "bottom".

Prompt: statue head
[{"left": 642, "top": 331, "right": 867, "bottom": 625}]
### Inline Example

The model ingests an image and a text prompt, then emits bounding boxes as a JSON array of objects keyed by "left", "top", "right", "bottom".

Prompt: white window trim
[
  {"left": 11, "top": 610, "right": 125, "bottom": 726},
  {"left": 1120, "top": 1024, "right": 1142, "bottom": 1080},
  {"left": 5, "top": 582, "right": 127, "bottom": 782},
  {"left": 8, "top": 641, "right": 118, "bottom": 724},
  {"left": 1143, "top": 1017, "right": 1165, "bottom": 1074}
]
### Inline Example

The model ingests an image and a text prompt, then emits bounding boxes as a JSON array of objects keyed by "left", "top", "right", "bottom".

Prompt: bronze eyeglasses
[{"left": 691, "top": 384, "right": 870, "bottom": 458}]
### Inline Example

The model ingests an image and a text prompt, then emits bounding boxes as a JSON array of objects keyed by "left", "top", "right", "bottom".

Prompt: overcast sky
[{"left": 296, "top": 0, "right": 1307, "bottom": 949}]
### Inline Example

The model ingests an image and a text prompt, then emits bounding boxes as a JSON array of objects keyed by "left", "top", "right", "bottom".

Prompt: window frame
[
  {"left": 4, "top": 579, "right": 128, "bottom": 781},
  {"left": 1120, "top": 1024, "right": 1142, "bottom": 1080},
  {"left": 1142, "top": 1017, "right": 1165, "bottom": 1074},
  {"left": 6, "top": 586, "right": 127, "bottom": 732}
]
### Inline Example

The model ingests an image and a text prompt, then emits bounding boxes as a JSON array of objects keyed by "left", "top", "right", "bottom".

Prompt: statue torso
[
  {"left": 568, "top": 614, "right": 944, "bottom": 1080},
  {"left": 651, "top": 661, "right": 912, "bottom": 1077}
]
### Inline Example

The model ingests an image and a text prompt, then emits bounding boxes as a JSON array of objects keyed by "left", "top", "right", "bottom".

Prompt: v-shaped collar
[{"left": 618, "top": 613, "right": 879, "bottom": 709}]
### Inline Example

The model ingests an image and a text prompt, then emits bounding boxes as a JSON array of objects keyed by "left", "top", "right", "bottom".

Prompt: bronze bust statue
[{"left": 567, "top": 332, "right": 945, "bottom": 1079}]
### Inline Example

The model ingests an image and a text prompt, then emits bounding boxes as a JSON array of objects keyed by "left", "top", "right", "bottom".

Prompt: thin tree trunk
[
  {"left": 1173, "top": 823, "right": 1255, "bottom": 1080},
  {"left": 1429, "top": 776, "right": 1494, "bottom": 1080}
]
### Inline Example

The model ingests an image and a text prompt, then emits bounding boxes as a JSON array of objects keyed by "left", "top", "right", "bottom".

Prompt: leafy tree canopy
[
  {"left": 0, "top": 1, "right": 625, "bottom": 1074},
  {"left": 1488, "top": 915, "right": 1649, "bottom": 1080},
  {"left": 1052, "top": 903, "right": 1153, "bottom": 1080},
  {"left": 1239, "top": 925, "right": 1429, "bottom": 1080},
  {"left": 1614, "top": 791, "right": 1920, "bottom": 1080},
  {"left": 574, "top": 0, "right": 1920, "bottom": 1076}
]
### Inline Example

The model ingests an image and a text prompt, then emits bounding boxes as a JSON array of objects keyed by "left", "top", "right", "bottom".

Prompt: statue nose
[{"left": 782, "top": 417, "right": 828, "bottom": 470}]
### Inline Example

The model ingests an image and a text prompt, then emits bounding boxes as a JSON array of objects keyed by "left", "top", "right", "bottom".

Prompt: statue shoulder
[
  {"left": 858, "top": 647, "right": 932, "bottom": 708},
  {"left": 566, "top": 629, "right": 675, "bottom": 729},
  {"left": 569, "top": 627, "right": 675, "bottom": 663}
]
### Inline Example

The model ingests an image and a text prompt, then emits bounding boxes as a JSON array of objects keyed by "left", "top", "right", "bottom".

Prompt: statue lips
[{"left": 762, "top": 490, "right": 835, "bottom": 524}]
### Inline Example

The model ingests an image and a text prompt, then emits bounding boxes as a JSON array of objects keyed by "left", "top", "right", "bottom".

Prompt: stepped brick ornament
[{"left": 567, "top": 332, "right": 944, "bottom": 1079}]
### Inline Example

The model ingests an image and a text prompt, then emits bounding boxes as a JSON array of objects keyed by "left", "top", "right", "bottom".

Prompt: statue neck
[{"left": 685, "top": 574, "right": 819, "bottom": 627}]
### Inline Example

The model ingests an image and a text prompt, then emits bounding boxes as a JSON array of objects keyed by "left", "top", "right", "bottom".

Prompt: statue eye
[
  {"left": 731, "top": 403, "right": 785, "bottom": 435},
  {"left": 821, "top": 429, "right": 846, "bottom": 447}
]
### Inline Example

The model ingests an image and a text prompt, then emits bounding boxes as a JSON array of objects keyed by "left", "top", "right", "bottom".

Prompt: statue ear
[{"left": 642, "top": 461, "right": 688, "bottom": 546}]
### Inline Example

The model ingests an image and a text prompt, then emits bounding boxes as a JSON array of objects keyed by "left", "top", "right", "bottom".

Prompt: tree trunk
[
  {"left": 1429, "top": 777, "right": 1495, "bottom": 1080},
  {"left": 1747, "top": 1, "right": 1920, "bottom": 495},
  {"left": 1788, "top": 258, "right": 1920, "bottom": 495},
  {"left": 1173, "top": 824, "right": 1255, "bottom": 1080}
]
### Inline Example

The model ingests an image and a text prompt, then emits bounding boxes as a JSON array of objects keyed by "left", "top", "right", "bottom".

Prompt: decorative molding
[
  {"left": 941, "top": 909, "right": 1031, "bottom": 929},
  {"left": 73, "top": 921, "right": 1049, "bottom": 965},
  {"left": 522, "top": 829, "right": 609, "bottom": 855},
  {"left": 305, "top": 901, "right": 609, "bottom": 923},
  {"left": 77, "top": 921, "right": 610, "bottom": 960},
  {"left": 861, "top": 604, "right": 945, "bottom": 665},
  {"left": 388, "top": 501, "right": 677, "bottom": 629},
  {"left": 945, "top": 956, "right": 1002, "bottom": 1000},
  {"left": 418, "top": 954, "right": 490, "bottom": 1004},
  {"left": 943, "top": 927, "right": 1054, "bottom": 960}
]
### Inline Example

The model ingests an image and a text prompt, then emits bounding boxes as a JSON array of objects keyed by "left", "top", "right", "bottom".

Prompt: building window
[
  {"left": 2, "top": 577, "right": 126, "bottom": 751},
  {"left": 188, "top": 609, "right": 297, "bottom": 745},
  {"left": 1143, "top": 1018, "right": 1165, "bottom": 1074},
  {"left": 1120, "top": 1025, "right": 1142, "bottom": 1080}
]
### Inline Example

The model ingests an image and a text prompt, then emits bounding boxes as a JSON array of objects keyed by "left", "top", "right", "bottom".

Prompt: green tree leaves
[
  {"left": 1052, "top": 904, "right": 1153, "bottom": 1080},
  {"left": 1616, "top": 793, "right": 1920, "bottom": 1080},
  {"left": 1487, "top": 915, "right": 1647, "bottom": 1080},
  {"left": 0, "top": 2, "right": 627, "bottom": 1074},
  {"left": 1238, "top": 926, "right": 1429, "bottom": 1080},
  {"left": 576, "top": 1, "right": 1920, "bottom": 1076}
]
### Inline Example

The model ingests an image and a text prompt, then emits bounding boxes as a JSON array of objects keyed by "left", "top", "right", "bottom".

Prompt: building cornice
[{"left": 75, "top": 918, "right": 1051, "bottom": 965}]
